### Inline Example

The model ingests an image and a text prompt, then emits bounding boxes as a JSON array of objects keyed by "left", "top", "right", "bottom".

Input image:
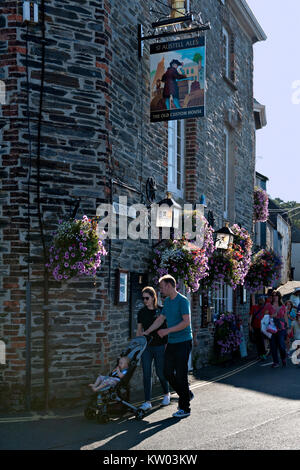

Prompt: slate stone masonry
[{"left": 0, "top": 0, "right": 257, "bottom": 409}]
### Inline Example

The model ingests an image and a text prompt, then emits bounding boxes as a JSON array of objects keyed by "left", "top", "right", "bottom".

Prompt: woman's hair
[
  {"left": 159, "top": 274, "right": 176, "bottom": 288},
  {"left": 271, "top": 291, "right": 283, "bottom": 306},
  {"left": 142, "top": 286, "right": 158, "bottom": 308},
  {"left": 285, "top": 300, "right": 293, "bottom": 309}
]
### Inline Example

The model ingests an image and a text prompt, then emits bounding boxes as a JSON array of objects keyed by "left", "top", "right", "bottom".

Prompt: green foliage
[{"left": 272, "top": 198, "right": 300, "bottom": 229}]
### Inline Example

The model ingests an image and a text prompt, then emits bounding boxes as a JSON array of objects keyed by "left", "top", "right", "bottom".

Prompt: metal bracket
[{"left": 138, "top": 21, "right": 211, "bottom": 59}]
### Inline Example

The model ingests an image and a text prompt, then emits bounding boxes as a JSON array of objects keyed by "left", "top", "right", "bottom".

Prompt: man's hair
[{"left": 159, "top": 274, "right": 176, "bottom": 288}]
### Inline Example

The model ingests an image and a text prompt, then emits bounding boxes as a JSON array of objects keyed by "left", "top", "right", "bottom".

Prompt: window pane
[
  {"left": 168, "top": 120, "right": 184, "bottom": 196},
  {"left": 168, "top": 121, "right": 176, "bottom": 185}
]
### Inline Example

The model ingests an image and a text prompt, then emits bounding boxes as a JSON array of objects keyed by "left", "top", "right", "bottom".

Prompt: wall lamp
[{"left": 214, "top": 222, "right": 235, "bottom": 250}]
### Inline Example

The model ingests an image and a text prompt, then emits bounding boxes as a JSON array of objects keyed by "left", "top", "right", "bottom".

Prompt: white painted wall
[
  {"left": 292, "top": 243, "right": 300, "bottom": 281},
  {"left": 277, "top": 216, "right": 291, "bottom": 284}
]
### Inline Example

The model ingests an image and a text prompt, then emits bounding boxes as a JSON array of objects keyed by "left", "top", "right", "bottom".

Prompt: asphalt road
[{"left": 1, "top": 358, "right": 300, "bottom": 451}]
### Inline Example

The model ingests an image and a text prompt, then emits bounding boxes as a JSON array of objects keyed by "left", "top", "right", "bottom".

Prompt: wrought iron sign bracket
[{"left": 138, "top": 21, "right": 211, "bottom": 59}]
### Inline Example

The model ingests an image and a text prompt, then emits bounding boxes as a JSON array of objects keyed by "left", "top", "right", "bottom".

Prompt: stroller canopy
[{"left": 122, "top": 336, "right": 148, "bottom": 364}]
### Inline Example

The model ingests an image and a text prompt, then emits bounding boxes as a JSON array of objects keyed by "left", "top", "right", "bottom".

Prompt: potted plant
[
  {"left": 203, "top": 224, "right": 252, "bottom": 290},
  {"left": 46, "top": 215, "right": 107, "bottom": 281},
  {"left": 244, "top": 249, "right": 282, "bottom": 293},
  {"left": 253, "top": 186, "right": 269, "bottom": 222},
  {"left": 214, "top": 312, "right": 242, "bottom": 359},
  {"left": 149, "top": 214, "right": 215, "bottom": 293}
]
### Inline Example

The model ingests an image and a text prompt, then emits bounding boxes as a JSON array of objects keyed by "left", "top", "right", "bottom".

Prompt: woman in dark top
[{"left": 136, "top": 286, "right": 170, "bottom": 411}]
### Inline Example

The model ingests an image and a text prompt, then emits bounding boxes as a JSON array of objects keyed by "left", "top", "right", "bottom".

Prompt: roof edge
[{"left": 228, "top": 0, "right": 267, "bottom": 44}]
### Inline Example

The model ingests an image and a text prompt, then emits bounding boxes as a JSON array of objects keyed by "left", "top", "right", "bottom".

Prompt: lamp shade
[
  {"left": 215, "top": 223, "right": 234, "bottom": 250},
  {"left": 156, "top": 192, "right": 181, "bottom": 229}
]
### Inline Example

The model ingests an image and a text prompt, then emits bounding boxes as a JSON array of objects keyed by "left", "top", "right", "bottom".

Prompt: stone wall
[{"left": 0, "top": 0, "right": 257, "bottom": 410}]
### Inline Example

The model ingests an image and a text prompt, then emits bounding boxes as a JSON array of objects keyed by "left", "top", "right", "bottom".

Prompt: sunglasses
[{"left": 142, "top": 296, "right": 150, "bottom": 300}]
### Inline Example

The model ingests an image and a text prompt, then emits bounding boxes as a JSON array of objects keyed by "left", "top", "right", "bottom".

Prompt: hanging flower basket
[
  {"left": 149, "top": 215, "right": 215, "bottom": 293},
  {"left": 244, "top": 249, "right": 282, "bottom": 293},
  {"left": 46, "top": 215, "right": 107, "bottom": 281},
  {"left": 203, "top": 224, "right": 252, "bottom": 290},
  {"left": 214, "top": 313, "right": 243, "bottom": 357},
  {"left": 254, "top": 186, "right": 269, "bottom": 222}
]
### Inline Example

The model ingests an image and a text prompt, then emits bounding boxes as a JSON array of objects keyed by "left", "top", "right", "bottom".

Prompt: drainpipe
[
  {"left": 25, "top": 280, "right": 31, "bottom": 410},
  {"left": 171, "top": 0, "right": 186, "bottom": 18}
]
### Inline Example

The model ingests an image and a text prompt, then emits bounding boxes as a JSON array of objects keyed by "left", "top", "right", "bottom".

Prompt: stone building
[
  {"left": 291, "top": 226, "right": 300, "bottom": 281},
  {"left": 0, "top": 0, "right": 266, "bottom": 410}
]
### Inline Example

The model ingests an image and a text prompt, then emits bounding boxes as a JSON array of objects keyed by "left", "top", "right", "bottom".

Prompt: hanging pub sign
[{"left": 150, "top": 36, "right": 206, "bottom": 122}]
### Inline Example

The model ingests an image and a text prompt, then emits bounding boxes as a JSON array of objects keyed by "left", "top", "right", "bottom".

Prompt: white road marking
[{"left": 0, "top": 360, "right": 260, "bottom": 424}]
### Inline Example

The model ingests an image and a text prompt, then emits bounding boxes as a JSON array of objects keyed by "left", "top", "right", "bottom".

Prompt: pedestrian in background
[
  {"left": 249, "top": 296, "right": 267, "bottom": 360},
  {"left": 291, "top": 312, "right": 300, "bottom": 341},
  {"left": 290, "top": 288, "right": 300, "bottom": 310},
  {"left": 264, "top": 291, "right": 288, "bottom": 368},
  {"left": 136, "top": 286, "right": 170, "bottom": 412},
  {"left": 265, "top": 288, "right": 274, "bottom": 304},
  {"left": 285, "top": 300, "right": 297, "bottom": 355}
]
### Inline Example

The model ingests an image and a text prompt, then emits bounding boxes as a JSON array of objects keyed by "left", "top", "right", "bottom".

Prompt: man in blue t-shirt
[{"left": 143, "top": 275, "right": 193, "bottom": 418}]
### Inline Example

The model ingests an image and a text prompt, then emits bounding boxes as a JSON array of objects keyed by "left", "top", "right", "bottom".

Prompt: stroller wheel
[
  {"left": 84, "top": 407, "right": 96, "bottom": 420},
  {"left": 135, "top": 409, "right": 145, "bottom": 421},
  {"left": 97, "top": 413, "right": 110, "bottom": 424}
]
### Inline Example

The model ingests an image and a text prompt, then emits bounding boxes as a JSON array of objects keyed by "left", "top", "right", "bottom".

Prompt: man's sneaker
[
  {"left": 139, "top": 402, "right": 152, "bottom": 411},
  {"left": 260, "top": 354, "right": 267, "bottom": 361},
  {"left": 161, "top": 393, "right": 171, "bottom": 406},
  {"left": 172, "top": 409, "right": 190, "bottom": 418},
  {"left": 271, "top": 363, "right": 280, "bottom": 368}
]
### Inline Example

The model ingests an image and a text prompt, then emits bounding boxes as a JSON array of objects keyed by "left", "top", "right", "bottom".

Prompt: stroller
[{"left": 84, "top": 336, "right": 150, "bottom": 424}]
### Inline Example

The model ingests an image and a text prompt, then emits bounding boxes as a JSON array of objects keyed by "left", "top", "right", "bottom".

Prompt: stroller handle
[{"left": 142, "top": 334, "right": 153, "bottom": 345}]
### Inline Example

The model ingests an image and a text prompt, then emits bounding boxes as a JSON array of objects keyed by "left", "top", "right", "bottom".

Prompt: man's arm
[
  {"left": 158, "top": 314, "right": 190, "bottom": 338},
  {"left": 143, "top": 314, "right": 166, "bottom": 336}
]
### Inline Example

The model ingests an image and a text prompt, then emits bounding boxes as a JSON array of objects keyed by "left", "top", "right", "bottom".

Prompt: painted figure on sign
[{"left": 161, "top": 59, "right": 187, "bottom": 110}]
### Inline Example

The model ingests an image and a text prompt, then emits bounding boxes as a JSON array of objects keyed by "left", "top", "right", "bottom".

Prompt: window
[
  {"left": 222, "top": 27, "right": 230, "bottom": 78},
  {"left": 255, "top": 221, "right": 261, "bottom": 246},
  {"left": 223, "top": 128, "right": 229, "bottom": 218},
  {"left": 209, "top": 283, "right": 233, "bottom": 319},
  {"left": 168, "top": 120, "right": 185, "bottom": 198}
]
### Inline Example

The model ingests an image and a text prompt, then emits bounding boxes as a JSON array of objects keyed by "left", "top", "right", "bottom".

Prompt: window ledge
[{"left": 223, "top": 75, "right": 238, "bottom": 91}]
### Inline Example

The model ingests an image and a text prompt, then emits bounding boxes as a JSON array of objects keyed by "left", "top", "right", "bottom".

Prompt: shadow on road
[
  {"left": 78, "top": 414, "right": 178, "bottom": 450},
  {"left": 194, "top": 358, "right": 300, "bottom": 401}
]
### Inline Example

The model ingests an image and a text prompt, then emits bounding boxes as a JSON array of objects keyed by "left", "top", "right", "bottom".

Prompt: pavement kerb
[{"left": 0, "top": 358, "right": 259, "bottom": 424}]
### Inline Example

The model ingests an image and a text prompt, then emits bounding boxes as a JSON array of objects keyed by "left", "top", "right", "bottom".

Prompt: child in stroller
[
  {"left": 88, "top": 355, "right": 130, "bottom": 393},
  {"left": 84, "top": 336, "right": 150, "bottom": 424}
]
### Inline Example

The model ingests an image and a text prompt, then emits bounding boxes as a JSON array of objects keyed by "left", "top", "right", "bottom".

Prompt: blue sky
[{"left": 246, "top": 0, "right": 300, "bottom": 202}]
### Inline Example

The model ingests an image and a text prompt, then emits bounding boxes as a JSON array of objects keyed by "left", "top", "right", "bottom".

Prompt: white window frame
[
  {"left": 255, "top": 221, "right": 261, "bottom": 246},
  {"left": 223, "top": 128, "right": 229, "bottom": 219},
  {"left": 168, "top": 120, "right": 185, "bottom": 198},
  {"left": 209, "top": 284, "right": 233, "bottom": 319},
  {"left": 222, "top": 27, "right": 230, "bottom": 78}
]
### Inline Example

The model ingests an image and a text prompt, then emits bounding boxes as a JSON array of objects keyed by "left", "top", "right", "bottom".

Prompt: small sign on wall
[{"left": 115, "top": 269, "right": 129, "bottom": 305}]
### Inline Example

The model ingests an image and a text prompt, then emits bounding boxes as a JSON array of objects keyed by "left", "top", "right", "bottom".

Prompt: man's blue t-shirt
[{"left": 162, "top": 293, "right": 192, "bottom": 344}]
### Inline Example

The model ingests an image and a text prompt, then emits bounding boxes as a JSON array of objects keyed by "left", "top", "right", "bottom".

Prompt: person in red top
[
  {"left": 265, "top": 288, "right": 274, "bottom": 304},
  {"left": 249, "top": 296, "right": 268, "bottom": 360},
  {"left": 264, "top": 291, "right": 288, "bottom": 368}
]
